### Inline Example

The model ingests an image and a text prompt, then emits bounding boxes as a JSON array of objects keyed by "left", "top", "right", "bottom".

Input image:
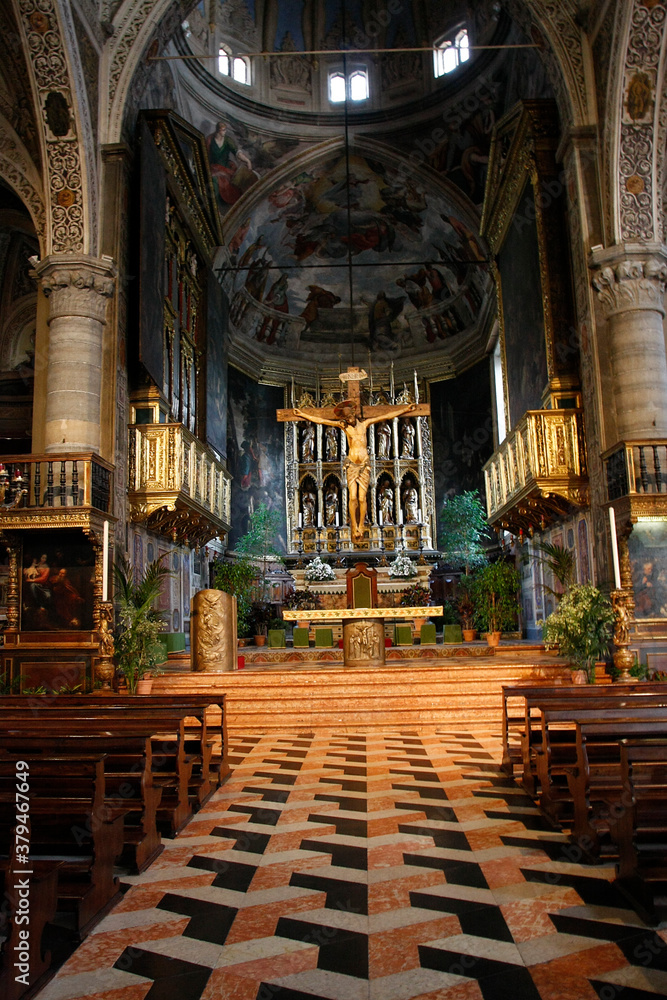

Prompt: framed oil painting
[
  {"left": 21, "top": 529, "right": 96, "bottom": 631},
  {"left": 629, "top": 520, "right": 667, "bottom": 620}
]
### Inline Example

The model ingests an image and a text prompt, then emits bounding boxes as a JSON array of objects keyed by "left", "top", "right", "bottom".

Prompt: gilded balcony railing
[
  {"left": 128, "top": 423, "right": 231, "bottom": 546},
  {"left": 0, "top": 453, "right": 113, "bottom": 514},
  {"left": 604, "top": 441, "right": 667, "bottom": 500},
  {"left": 483, "top": 409, "right": 588, "bottom": 530}
]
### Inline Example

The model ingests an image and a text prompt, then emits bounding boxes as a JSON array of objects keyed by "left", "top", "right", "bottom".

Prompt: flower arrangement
[
  {"left": 388, "top": 552, "right": 417, "bottom": 578},
  {"left": 283, "top": 589, "right": 322, "bottom": 611},
  {"left": 304, "top": 555, "right": 336, "bottom": 581},
  {"left": 542, "top": 583, "right": 615, "bottom": 683},
  {"left": 399, "top": 582, "right": 431, "bottom": 607}
]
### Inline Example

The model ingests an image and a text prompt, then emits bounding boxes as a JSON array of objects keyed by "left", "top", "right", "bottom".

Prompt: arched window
[
  {"left": 433, "top": 27, "right": 470, "bottom": 78},
  {"left": 218, "top": 47, "right": 250, "bottom": 85},
  {"left": 328, "top": 68, "right": 369, "bottom": 104}
]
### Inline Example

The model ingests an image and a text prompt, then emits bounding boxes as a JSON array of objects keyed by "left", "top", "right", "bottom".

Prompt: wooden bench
[
  {"left": 501, "top": 683, "right": 667, "bottom": 793},
  {"left": 0, "top": 820, "right": 61, "bottom": 1000},
  {"left": 611, "top": 738, "right": 667, "bottom": 924},
  {"left": 0, "top": 754, "right": 126, "bottom": 938},
  {"left": 533, "top": 707, "right": 667, "bottom": 834}
]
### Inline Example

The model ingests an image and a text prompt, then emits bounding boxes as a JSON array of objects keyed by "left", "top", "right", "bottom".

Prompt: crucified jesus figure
[{"left": 292, "top": 400, "right": 416, "bottom": 542}]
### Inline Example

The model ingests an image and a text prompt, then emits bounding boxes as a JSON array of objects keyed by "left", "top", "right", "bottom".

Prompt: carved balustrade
[
  {"left": 483, "top": 409, "right": 588, "bottom": 532},
  {"left": 603, "top": 439, "right": 667, "bottom": 521},
  {"left": 128, "top": 422, "right": 231, "bottom": 546}
]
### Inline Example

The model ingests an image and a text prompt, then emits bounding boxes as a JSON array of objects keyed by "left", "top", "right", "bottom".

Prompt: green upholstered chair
[
  {"left": 292, "top": 627, "right": 309, "bottom": 647},
  {"left": 268, "top": 629, "right": 286, "bottom": 648},
  {"left": 315, "top": 627, "right": 334, "bottom": 647},
  {"left": 394, "top": 624, "right": 413, "bottom": 646},
  {"left": 442, "top": 624, "right": 462, "bottom": 644},
  {"left": 420, "top": 622, "right": 438, "bottom": 645}
]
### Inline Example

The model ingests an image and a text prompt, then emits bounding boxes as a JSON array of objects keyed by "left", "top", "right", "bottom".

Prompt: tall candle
[
  {"left": 298, "top": 512, "right": 303, "bottom": 528},
  {"left": 390, "top": 361, "right": 395, "bottom": 401},
  {"left": 368, "top": 350, "right": 373, "bottom": 396},
  {"left": 102, "top": 520, "right": 109, "bottom": 602},
  {"left": 417, "top": 508, "right": 423, "bottom": 523},
  {"left": 317, "top": 512, "right": 322, "bottom": 527},
  {"left": 291, "top": 375, "right": 295, "bottom": 406},
  {"left": 609, "top": 506, "right": 621, "bottom": 589},
  {"left": 379, "top": 510, "right": 383, "bottom": 526},
  {"left": 398, "top": 510, "right": 403, "bottom": 525},
  {"left": 335, "top": 512, "right": 339, "bottom": 526},
  {"left": 413, "top": 370, "right": 419, "bottom": 404}
]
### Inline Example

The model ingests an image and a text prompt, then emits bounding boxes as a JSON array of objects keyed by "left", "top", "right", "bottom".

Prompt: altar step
[{"left": 153, "top": 656, "right": 572, "bottom": 732}]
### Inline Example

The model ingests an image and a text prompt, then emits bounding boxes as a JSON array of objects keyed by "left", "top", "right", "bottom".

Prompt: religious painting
[
  {"left": 498, "top": 183, "right": 549, "bottom": 429},
  {"left": 138, "top": 121, "right": 167, "bottom": 387},
  {"left": 226, "top": 365, "right": 286, "bottom": 550},
  {"left": 629, "top": 520, "right": 667, "bottom": 619},
  {"left": 21, "top": 530, "right": 95, "bottom": 632},
  {"left": 227, "top": 147, "right": 492, "bottom": 358}
]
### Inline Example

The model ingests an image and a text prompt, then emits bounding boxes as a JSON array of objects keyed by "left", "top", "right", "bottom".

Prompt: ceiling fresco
[{"left": 219, "top": 146, "right": 491, "bottom": 360}]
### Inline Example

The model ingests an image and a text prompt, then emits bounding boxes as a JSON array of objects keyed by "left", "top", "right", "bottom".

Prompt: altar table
[{"left": 282, "top": 606, "right": 442, "bottom": 666}]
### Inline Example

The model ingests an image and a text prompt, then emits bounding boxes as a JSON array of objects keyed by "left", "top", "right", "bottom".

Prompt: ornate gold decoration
[
  {"left": 95, "top": 602, "right": 116, "bottom": 692},
  {"left": 128, "top": 421, "right": 231, "bottom": 546},
  {"left": 483, "top": 409, "right": 589, "bottom": 531},
  {"left": 191, "top": 589, "right": 237, "bottom": 672},
  {"left": 343, "top": 618, "right": 385, "bottom": 667},
  {"left": 610, "top": 588, "right": 635, "bottom": 682},
  {"left": 282, "top": 606, "right": 441, "bottom": 622}
]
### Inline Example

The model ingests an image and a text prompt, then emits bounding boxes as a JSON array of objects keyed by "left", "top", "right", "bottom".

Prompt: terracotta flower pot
[
  {"left": 462, "top": 629, "right": 477, "bottom": 642},
  {"left": 485, "top": 631, "right": 501, "bottom": 647},
  {"left": 571, "top": 669, "right": 588, "bottom": 685},
  {"left": 136, "top": 677, "right": 153, "bottom": 695},
  {"left": 254, "top": 635, "right": 266, "bottom": 646}
]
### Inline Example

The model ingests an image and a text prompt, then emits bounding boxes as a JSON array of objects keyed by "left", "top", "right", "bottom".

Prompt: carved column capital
[
  {"left": 33, "top": 253, "right": 116, "bottom": 322},
  {"left": 591, "top": 248, "right": 667, "bottom": 317}
]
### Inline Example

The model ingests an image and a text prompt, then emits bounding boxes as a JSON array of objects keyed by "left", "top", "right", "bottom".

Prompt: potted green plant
[
  {"left": 456, "top": 575, "right": 477, "bottom": 641},
  {"left": 113, "top": 554, "right": 172, "bottom": 693},
  {"left": 438, "top": 490, "right": 490, "bottom": 576},
  {"left": 235, "top": 502, "right": 284, "bottom": 601},
  {"left": 542, "top": 583, "right": 615, "bottom": 683},
  {"left": 214, "top": 557, "right": 256, "bottom": 645},
  {"left": 473, "top": 561, "right": 521, "bottom": 646}
]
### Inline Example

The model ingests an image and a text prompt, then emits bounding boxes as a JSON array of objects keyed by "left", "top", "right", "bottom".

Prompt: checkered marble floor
[{"left": 34, "top": 730, "right": 667, "bottom": 1000}]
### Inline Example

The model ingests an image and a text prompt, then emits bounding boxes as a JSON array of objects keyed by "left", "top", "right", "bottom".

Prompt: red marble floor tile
[
  {"left": 247, "top": 855, "right": 335, "bottom": 890},
  {"left": 368, "top": 869, "right": 447, "bottom": 915},
  {"left": 82, "top": 984, "right": 151, "bottom": 1000},
  {"left": 368, "top": 838, "right": 437, "bottom": 869},
  {"left": 499, "top": 898, "right": 564, "bottom": 942},
  {"left": 368, "top": 914, "right": 460, "bottom": 977},
  {"left": 224, "top": 892, "right": 328, "bottom": 944},
  {"left": 114, "top": 875, "right": 215, "bottom": 911},
  {"left": 528, "top": 943, "right": 627, "bottom": 1000},
  {"left": 62, "top": 920, "right": 189, "bottom": 973},
  {"left": 479, "top": 857, "right": 536, "bottom": 889},
  {"left": 413, "top": 982, "right": 484, "bottom": 1000},
  {"left": 264, "top": 826, "right": 337, "bottom": 852}
]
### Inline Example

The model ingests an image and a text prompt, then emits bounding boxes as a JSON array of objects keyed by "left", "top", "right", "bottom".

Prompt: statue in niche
[
  {"left": 400, "top": 418, "right": 415, "bottom": 458},
  {"left": 325, "top": 484, "right": 339, "bottom": 526},
  {"left": 376, "top": 421, "right": 391, "bottom": 459},
  {"left": 301, "top": 422, "right": 315, "bottom": 462},
  {"left": 302, "top": 487, "right": 316, "bottom": 527},
  {"left": 378, "top": 481, "right": 394, "bottom": 524},
  {"left": 402, "top": 480, "right": 419, "bottom": 523},
  {"left": 325, "top": 425, "right": 339, "bottom": 461}
]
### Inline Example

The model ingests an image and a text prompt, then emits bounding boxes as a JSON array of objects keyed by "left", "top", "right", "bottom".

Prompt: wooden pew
[
  {"left": 0, "top": 820, "right": 61, "bottom": 1000},
  {"left": 533, "top": 707, "right": 667, "bottom": 831},
  {"left": 0, "top": 731, "right": 163, "bottom": 873},
  {"left": 0, "top": 755, "right": 126, "bottom": 938},
  {"left": 611, "top": 738, "right": 667, "bottom": 924},
  {"left": 501, "top": 683, "right": 667, "bottom": 793}
]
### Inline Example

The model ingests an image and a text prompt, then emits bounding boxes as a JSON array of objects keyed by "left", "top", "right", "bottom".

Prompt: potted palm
[
  {"left": 473, "top": 561, "right": 521, "bottom": 646},
  {"left": 113, "top": 554, "right": 172, "bottom": 693},
  {"left": 542, "top": 583, "right": 615, "bottom": 683},
  {"left": 214, "top": 557, "right": 255, "bottom": 646}
]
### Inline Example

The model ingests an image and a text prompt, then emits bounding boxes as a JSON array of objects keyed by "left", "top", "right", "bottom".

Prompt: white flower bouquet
[
  {"left": 304, "top": 555, "right": 336, "bottom": 581},
  {"left": 388, "top": 552, "right": 417, "bottom": 578}
]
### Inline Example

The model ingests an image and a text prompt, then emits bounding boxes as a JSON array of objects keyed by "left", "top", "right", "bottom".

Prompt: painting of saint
[
  {"left": 21, "top": 530, "right": 95, "bottom": 631},
  {"left": 207, "top": 120, "right": 257, "bottom": 208}
]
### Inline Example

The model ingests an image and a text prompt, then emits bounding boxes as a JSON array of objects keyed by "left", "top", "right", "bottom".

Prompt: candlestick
[
  {"left": 102, "top": 520, "right": 109, "bottom": 602},
  {"left": 368, "top": 350, "right": 373, "bottom": 397},
  {"left": 390, "top": 361, "right": 394, "bottom": 401},
  {"left": 317, "top": 512, "right": 322, "bottom": 527},
  {"left": 298, "top": 512, "right": 303, "bottom": 528},
  {"left": 413, "top": 370, "right": 419, "bottom": 404},
  {"left": 398, "top": 510, "right": 403, "bottom": 525},
  {"left": 609, "top": 506, "right": 621, "bottom": 590},
  {"left": 417, "top": 508, "right": 423, "bottom": 523},
  {"left": 378, "top": 510, "right": 383, "bottom": 526},
  {"left": 316, "top": 374, "right": 320, "bottom": 404},
  {"left": 291, "top": 375, "right": 295, "bottom": 406},
  {"left": 335, "top": 511, "right": 339, "bottom": 526}
]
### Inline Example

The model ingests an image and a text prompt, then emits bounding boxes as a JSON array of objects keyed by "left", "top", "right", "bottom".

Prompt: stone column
[
  {"left": 34, "top": 254, "right": 116, "bottom": 454},
  {"left": 591, "top": 248, "right": 667, "bottom": 438}
]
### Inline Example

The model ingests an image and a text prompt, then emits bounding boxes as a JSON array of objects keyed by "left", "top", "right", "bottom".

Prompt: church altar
[
  {"left": 283, "top": 605, "right": 442, "bottom": 667},
  {"left": 288, "top": 563, "right": 432, "bottom": 610}
]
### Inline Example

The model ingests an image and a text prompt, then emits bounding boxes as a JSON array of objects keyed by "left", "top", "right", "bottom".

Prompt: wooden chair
[{"left": 346, "top": 562, "right": 378, "bottom": 609}]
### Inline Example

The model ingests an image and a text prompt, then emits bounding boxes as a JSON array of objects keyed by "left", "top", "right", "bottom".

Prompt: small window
[
  {"left": 329, "top": 72, "right": 346, "bottom": 103},
  {"left": 328, "top": 69, "right": 369, "bottom": 104},
  {"left": 218, "top": 48, "right": 250, "bottom": 85},
  {"left": 434, "top": 27, "right": 470, "bottom": 78},
  {"left": 233, "top": 57, "right": 249, "bottom": 84},
  {"left": 349, "top": 70, "right": 369, "bottom": 102}
]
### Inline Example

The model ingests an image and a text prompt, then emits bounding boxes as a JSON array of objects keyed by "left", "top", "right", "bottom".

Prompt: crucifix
[{"left": 277, "top": 366, "right": 431, "bottom": 544}]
